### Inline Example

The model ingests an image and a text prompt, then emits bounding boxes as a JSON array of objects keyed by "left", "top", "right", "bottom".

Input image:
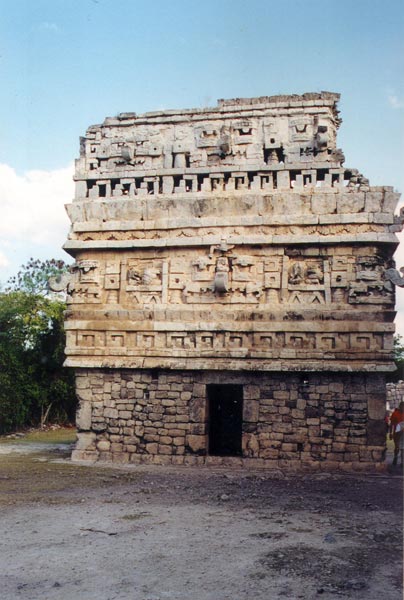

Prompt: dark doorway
[{"left": 208, "top": 384, "right": 243, "bottom": 456}]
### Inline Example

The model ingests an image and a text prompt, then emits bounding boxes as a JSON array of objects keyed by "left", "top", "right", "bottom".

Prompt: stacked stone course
[
  {"left": 73, "top": 369, "right": 387, "bottom": 470},
  {"left": 386, "top": 381, "right": 404, "bottom": 410}
]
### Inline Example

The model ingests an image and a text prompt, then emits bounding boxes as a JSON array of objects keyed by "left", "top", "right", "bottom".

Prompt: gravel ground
[{"left": 0, "top": 436, "right": 402, "bottom": 600}]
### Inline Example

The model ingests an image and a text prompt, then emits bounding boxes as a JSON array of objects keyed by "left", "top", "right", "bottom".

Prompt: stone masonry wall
[
  {"left": 386, "top": 381, "right": 404, "bottom": 410},
  {"left": 61, "top": 93, "right": 402, "bottom": 470},
  {"left": 73, "top": 369, "right": 387, "bottom": 471}
]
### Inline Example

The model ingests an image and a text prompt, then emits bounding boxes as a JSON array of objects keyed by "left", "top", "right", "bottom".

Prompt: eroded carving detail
[
  {"left": 67, "top": 260, "right": 101, "bottom": 303},
  {"left": 68, "top": 328, "right": 389, "bottom": 356},
  {"left": 348, "top": 257, "right": 394, "bottom": 304},
  {"left": 213, "top": 256, "right": 230, "bottom": 294}
]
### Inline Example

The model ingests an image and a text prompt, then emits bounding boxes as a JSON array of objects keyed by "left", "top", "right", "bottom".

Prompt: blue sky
[
  {"left": 1, "top": 0, "right": 403, "bottom": 179},
  {"left": 0, "top": 0, "right": 403, "bottom": 325}
]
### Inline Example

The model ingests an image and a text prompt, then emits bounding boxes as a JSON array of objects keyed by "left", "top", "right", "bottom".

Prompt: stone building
[
  {"left": 62, "top": 92, "right": 403, "bottom": 470},
  {"left": 386, "top": 381, "right": 404, "bottom": 410}
]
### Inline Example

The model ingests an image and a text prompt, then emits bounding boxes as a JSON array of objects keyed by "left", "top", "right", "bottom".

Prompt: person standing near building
[
  {"left": 389, "top": 401, "right": 404, "bottom": 466},
  {"left": 394, "top": 421, "right": 404, "bottom": 467}
]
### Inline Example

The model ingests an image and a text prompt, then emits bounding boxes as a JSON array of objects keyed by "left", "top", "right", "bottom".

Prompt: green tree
[
  {"left": 389, "top": 334, "right": 404, "bottom": 382},
  {"left": 0, "top": 259, "right": 76, "bottom": 433},
  {"left": 5, "top": 258, "right": 68, "bottom": 295}
]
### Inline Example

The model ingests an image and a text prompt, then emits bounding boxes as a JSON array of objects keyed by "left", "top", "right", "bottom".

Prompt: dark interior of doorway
[{"left": 208, "top": 384, "right": 243, "bottom": 456}]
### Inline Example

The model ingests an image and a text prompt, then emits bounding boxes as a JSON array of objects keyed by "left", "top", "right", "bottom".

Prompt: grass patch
[
  {"left": 3, "top": 427, "right": 77, "bottom": 445},
  {"left": 0, "top": 451, "right": 141, "bottom": 507}
]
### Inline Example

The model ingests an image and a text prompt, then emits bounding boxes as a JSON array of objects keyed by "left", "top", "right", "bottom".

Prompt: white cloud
[
  {"left": 388, "top": 94, "right": 404, "bottom": 109},
  {"left": 38, "top": 22, "right": 60, "bottom": 33},
  {"left": 0, "top": 163, "right": 74, "bottom": 278},
  {"left": 0, "top": 163, "right": 74, "bottom": 242},
  {"left": 0, "top": 251, "right": 10, "bottom": 268}
]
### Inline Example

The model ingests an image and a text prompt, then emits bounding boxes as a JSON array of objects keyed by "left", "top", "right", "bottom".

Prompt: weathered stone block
[
  {"left": 75, "top": 376, "right": 90, "bottom": 390},
  {"left": 192, "top": 384, "right": 206, "bottom": 397},
  {"left": 367, "top": 395, "right": 386, "bottom": 420},
  {"left": 146, "top": 443, "right": 158, "bottom": 454},
  {"left": 282, "top": 443, "right": 297, "bottom": 452},
  {"left": 186, "top": 434, "right": 206, "bottom": 454},
  {"left": 76, "top": 401, "right": 92, "bottom": 431},
  {"left": 71, "top": 450, "right": 97, "bottom": 462},
  {"left": 104, "top": 408, "right": 118, "bottom": 419},
  {"left": 118, "top": 410, "right": 132, "bottom": 419},
  {"left": 189, "top": 398, "right": 205, "bottom": 422},
  {"left": 243, "top": 400, "right": 259, "bottom": 422},
  {"left": 75, "top": 432, "right": 96, "bottom": 451},
  {"left": 110, "top": 443, "right": 123, "bottom": 452},
  {"left": 243, "top": 385, "right": 260, "bottom": 400},
  {"left": 112, "top": 453, "right": 129, "bottom": 464},
  {"left": 312, "top": 194, "right": 336, "bottom": 214},
  {"left": 244, "top": 433, "right": 259, "bottom": 457},
  {"left": 158, "top": 444, "right": 173, "bottom": 455},
  {"left": 76, "top": 387, "right": 93, "bottom": 402},
  {"left": 159, "top": 435, "right": 172, "bottom": 445},
  {"left": 260, "top": 448, "right": 279, "bottom": 459},
  {"left": 97, "top": 440, "right": 111, "bottom": 452}
]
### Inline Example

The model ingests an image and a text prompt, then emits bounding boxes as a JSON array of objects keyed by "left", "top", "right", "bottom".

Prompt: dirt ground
[{"left": 0, "top": 430, "right": 402, "bottom": 600}]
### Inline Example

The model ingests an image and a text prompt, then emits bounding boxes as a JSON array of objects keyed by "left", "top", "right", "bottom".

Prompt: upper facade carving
[
  {"left": 75, "top": 92, "right": 344, "bottom": 186},
  {"left": 62, "top": 94, "right": 402, "bottom": 372}
]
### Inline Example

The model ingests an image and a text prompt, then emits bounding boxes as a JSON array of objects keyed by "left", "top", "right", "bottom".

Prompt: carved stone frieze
[
  {"left": 348, "top": 256, "right": 395, "bottom": 305},
  {"left": 58, "top": 246, "right": 403, "bottom": 312},
  {"left": 71, "top": 221, "right": 394, "bottom": 245},
  {"left": 66, "top": 327, "right": 390, "bottom": 360},
  {"left": 288, "top": 259, "right": 324, "bottom": 285},
  {"left": 123, "top": 259, "right": 165, "bottom": 305},
  {"left": 66, "top": 260, "right": 101, "bottom": 303}
]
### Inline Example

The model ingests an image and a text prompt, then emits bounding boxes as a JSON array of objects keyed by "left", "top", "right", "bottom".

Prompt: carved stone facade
[{"left": 62, "top": 93, "right": 403, "bottom": 470}]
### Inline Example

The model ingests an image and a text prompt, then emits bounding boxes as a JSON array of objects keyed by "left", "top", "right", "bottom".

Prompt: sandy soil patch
[{"left": 0, "top": 431, "right": 402, "bottom": 600}]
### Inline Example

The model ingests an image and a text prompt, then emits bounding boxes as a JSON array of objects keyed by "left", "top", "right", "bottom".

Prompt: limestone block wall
[
  {"left": 386, "top": 381, "right": 404, "bottom": 409},
  {"left": 61, "top": 93, "right": 403, "bottom": 469},
  {"left": 73, "top": 369, "right": 387, "bottom": 471}
]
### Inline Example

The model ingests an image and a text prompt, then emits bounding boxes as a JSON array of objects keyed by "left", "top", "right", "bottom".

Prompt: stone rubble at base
[{"left": 61, "top": 92, "right": 403, "bottom": 470}]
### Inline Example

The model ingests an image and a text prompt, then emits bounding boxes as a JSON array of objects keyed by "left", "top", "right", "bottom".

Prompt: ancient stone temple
[{"left": 62, "top": 92, "right": 403, "bottom": 470}]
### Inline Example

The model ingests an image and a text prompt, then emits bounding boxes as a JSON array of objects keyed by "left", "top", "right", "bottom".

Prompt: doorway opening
[{"left": 207, "top": 384, "right": 243, "bottom": 456}]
